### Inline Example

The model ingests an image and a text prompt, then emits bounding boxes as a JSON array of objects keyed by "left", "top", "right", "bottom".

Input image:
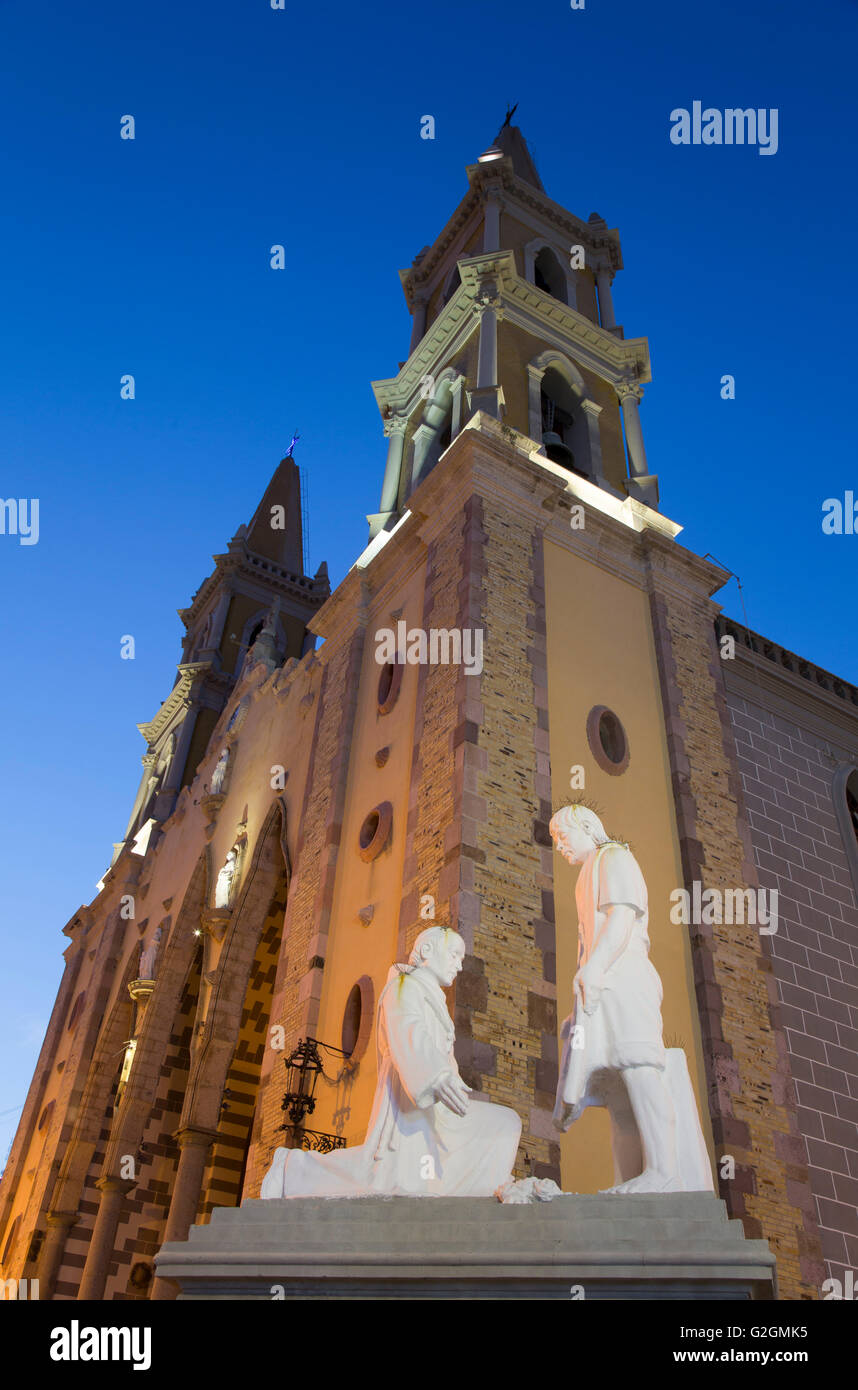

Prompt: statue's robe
[
  {"left": 553, "top": 842, "right": 713, "bottom": 1191},
  {"left": 261, "top": 965, "right": 521, "bottom": 1199},
  {"left": 554, "top": 842, "right": 665, "bottom": 1125}
]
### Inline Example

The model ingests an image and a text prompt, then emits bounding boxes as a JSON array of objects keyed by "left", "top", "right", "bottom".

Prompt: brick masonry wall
[
  {"left": 452, "top": 493, "right": 559, "bottom": 1180},
  {"left": 199, "top": 880, "right": 287, "bottom": 1218},
  {"left": 724, "top": 684, "right": 858, "bottom": 1287},
  {"left": 647, "top": 547, "right": 822, "bottom": 1299},
  {"left": 249, "top": 637, "right": 365, "bottom": 1194},
  {"left": 397, "top": 524, "right": 460, "bottom": 955},
  {"left": 98, "top": 958, "right": 201, "bottom": 1298}
]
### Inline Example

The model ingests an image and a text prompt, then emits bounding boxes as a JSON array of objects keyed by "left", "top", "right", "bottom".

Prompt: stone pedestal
[{"left": 155, "top": 1193, "right": 775, "bottom": 1300}]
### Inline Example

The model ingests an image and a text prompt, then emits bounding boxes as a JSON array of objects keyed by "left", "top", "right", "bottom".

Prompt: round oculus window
[{"left": 586, "top": 705, "right": 630, "bottom": 776}]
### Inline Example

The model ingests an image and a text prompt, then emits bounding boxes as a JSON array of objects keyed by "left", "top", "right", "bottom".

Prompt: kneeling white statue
[
  {"left": 261, "top": 926, "right": 522, "bottom": 1199},
  {"left": 550, "top": 803, "right": 713, "bottom": 1195}
]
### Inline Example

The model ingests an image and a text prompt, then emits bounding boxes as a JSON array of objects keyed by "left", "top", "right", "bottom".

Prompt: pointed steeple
[
  {"left": 245, "top": 454, "right": 304, "bottom": 572},
  {"left": 117, "top": 449, "right": 328, "bottom": 859},
  {"left": 481, "top": 121, "right": 544, "bottom": 192}
]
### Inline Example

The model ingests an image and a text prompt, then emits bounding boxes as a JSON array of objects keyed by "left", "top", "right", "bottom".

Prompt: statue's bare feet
[{"left": 600, "top": 1168, "right": 683, "bottom": 1194}]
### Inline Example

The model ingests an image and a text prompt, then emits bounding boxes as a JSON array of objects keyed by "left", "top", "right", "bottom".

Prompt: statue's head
[
  {"left": 549, "top": 803, "right": 612, "bottom": 865},
  {"left": 408, "top": 926, "right": 465, "bottom": 988}
]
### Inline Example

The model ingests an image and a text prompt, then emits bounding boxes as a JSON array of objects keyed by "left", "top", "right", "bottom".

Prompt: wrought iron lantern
[
  {"left": 282, "top": 1037, "right": 326, "bottom": 1126},
  {"left": 280, "top": 1036, "right": 350, "bottom": 1152}
]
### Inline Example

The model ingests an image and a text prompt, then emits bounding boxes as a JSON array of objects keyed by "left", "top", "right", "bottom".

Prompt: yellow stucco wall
[{"left": 312, "top": 569, "right": 428, "bottom": 1142}]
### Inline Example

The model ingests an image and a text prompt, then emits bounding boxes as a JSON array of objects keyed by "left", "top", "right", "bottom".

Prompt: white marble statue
[
  {"left": 214, "top": 847, "right": 238, "bottom": 909},
  {"left": 138, "top": 927, "right": 162, "bottom": 981},
  {"left": 260, "top": 926, "right": 522, "bottom": 1199},
  {"left": 211, "top": 747, "right": 230, "bottom": 795},
  {"left": 550, "top": 803, "right": 713, "bottom": 1194}
]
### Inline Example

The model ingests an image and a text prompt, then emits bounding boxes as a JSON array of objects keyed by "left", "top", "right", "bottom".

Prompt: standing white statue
[
  {"left": 210, "top": 747, "right": 230, "bottom": 795},
  {"left": 138, "top": 927, "right": 162, "bottom": 981},
  {"left": 260, "top": 926, "right": 522, "bottom": 1199},
  {"left": 550, "top": 803, "right": 712, "bottom": 1194},
  {"left": 214, "top": 848, "right": 238, "bottom": 909}
]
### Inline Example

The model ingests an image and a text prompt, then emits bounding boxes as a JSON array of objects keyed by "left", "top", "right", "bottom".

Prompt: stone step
[
  {"left": 156, "top": 1193, "right": 776, "bottom": 1300},
  {"left": 192, "top": 1214, "right": 733, "bottom": 1241},
  {"left": 205, "top": 1193, "right": 728, "bottom": 1225}
]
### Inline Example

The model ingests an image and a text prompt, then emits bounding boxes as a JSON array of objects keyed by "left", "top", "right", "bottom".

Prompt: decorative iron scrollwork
[{"left": 278, "top": 1124, "right": 347, "bottom": 1153}]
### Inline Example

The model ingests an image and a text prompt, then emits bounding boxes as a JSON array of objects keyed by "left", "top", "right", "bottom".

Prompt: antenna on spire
[
  {"left": 282, "top": 429, "right": 310, "bottom": 570},
  {"left": 502, "top": 102, "right": 518, "bottom": 128}
]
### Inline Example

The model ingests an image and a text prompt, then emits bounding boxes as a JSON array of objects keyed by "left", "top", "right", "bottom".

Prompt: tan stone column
[
  {"left": 467, "top": 281, "right": 505, "bottom": 420},
  {"left": 77, "top": 1177, "right": 135, "bottom": 1300},
  {"left": 379, "top": 416, "right": 407, "bottom": 514},
  {"left": 617, "top": 381, "right": 649, "bottom": 481},
  {"left": 149, "top": 1126, "right": 218, "bottom": 1301},
  {"left": 38, "top": 1211, "right": 78, "bottom": 1301}
]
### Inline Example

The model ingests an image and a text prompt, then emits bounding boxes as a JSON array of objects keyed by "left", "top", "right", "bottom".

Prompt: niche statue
[
  {"left": 214, "top": 847, "right": 238, "bottom": 909},
  {"left": 210, "top": 747, "right": 230, "bottom": 795}
]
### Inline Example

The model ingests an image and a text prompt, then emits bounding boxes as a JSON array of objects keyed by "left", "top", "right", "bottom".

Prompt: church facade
[{"left": 2, "top": 124, "right": 856, "bottom": 1301}]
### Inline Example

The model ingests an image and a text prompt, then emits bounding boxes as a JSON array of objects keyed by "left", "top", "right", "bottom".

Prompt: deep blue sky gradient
[{"left": 1, "top": 0, "right": 856, "bottom": 1163}]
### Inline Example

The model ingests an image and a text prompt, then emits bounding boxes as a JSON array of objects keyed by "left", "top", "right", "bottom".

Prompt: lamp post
[{"left": 279, "top": 1037, "right": 350, "bottom": 1153}]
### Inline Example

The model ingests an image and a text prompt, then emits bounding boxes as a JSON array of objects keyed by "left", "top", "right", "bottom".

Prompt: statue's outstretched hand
[{"left": 434, "top": 1071, "right": 471, "bottom": 1116}]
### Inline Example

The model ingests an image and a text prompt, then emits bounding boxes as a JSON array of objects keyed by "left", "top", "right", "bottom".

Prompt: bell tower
[
  {"left": 116, "top": 453, "right": 330, "bottom": 861},
  {"left": 369, "top": 119, "right": 658, "bottom": 541}
]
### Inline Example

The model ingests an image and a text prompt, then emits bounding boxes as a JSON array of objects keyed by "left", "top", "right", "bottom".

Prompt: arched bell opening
[
  {"left": 534, "top": 245, "right": 567, "bottom": 304},
  {"left": 540, "top": 367, "right": 588, "bottom": 479}
]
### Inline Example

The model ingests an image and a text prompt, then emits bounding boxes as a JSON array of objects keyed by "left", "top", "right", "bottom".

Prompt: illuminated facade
[{"left": 2, "top": 124, "right": 856, "bottom": 1301}]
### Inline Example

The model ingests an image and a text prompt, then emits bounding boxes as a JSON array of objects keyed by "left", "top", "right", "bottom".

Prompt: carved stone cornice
[
  {"left": 716, "top": 616, "right": 858, "bottom": 741},
  {"left": 398, "top": 156, "right": 622, "bottom": 306},
  {"left": 179, "top": 548, "right": 329, "bottom": 636},
  {"left": 136, "top": 665, "right": 208, "bottom": 745},
  {"left": 506, "top": 280, "right": 650, "bottom": 385},
  {"left": 373, "top": 254, "right": 650, "bottom": 425}
]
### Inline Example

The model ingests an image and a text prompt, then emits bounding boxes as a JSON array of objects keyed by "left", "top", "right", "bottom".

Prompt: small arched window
[
  {"left": 834, "top": 765, "right": 858, "bottom": 901},
  {"left": 442, "top": 267, "right": 461, "bottom": 305},
  {"left": 847, "top": 773, "right": 858, "bottom": 841},
  {"left": 378, "top": 660, "right": 404, "bottom": 715},
  {"left": 2, "top": 1214, "right": 22, "bottom": 1266},
  {"left": 67, "top": 992, "right": 86, "bottom": 1033},
  {"left": 534, "top": 246, "right": 567, "bottom": 304},
  {"left": 342, "top": 984, "right": 362, "bottom": 1057},
  {"left": 341, "top": 976, "right": 374, "bottom": 1062},
  {"left": 587, "top": 705, "right": 631, "bottom": 775}
]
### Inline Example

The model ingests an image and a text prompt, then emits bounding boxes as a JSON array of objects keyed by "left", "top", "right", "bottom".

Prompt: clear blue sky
[{"left": 2, "top": 0, "right": 856, "bottom": 1165}]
